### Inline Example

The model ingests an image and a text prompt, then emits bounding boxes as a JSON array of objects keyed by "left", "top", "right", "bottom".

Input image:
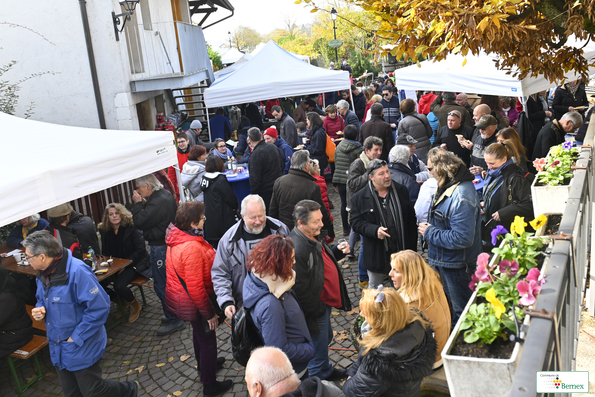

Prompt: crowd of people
[{"left": 1, "top": 76, "right": 592, "bottom": 397}]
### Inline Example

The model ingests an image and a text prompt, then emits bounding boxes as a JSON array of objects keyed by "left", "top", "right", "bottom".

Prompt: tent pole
[
  {"left": 175, "top": 165, "right": 185, "bottom": 203},
  {"left": 349, "top": 88, "right": 355, "bottom": 112},
  {"left": 206, "top": 107, "right": 212, "bottom": 142},
  {"left": 323, "top": 93, "right": 325, "bottom": 109}
]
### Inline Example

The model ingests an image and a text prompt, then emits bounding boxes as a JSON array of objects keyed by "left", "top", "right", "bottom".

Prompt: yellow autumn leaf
[
  {"left": 126, "top": 369, "right": 134, "bottom": 375},
  {"left": 492, "top": 16, "right": 501, "bottom": 29},
  {"left": 168, "top": 357, "right": 174, "bottom": 362},
  {"left": 462, "top": 58, "right": 468, "bottom": 67},
  {"left": 294, "top": 0, "right": 302, "bottom": 3},
  {"left": 180, "top": 354, "right": 191, "bottom": 362},
  {"left": 525, "top": 25, "right": 538, "bottom": 30},
  {"left": 156, "top": 363, "right": 166, "bottom": 367},
  {"left": 173, "top": 392, "right": 182, "bottom": 396},
  {"left": 310, "top": 8, "right": 318, "bottom": 13},
  {"left": 331, "top": 311, "right": 340, "bottom": 315},
  {"left": 452, "top": 45, "right": 462, "bottom": 54},
  {"left": 477, "top": 16, "right": 490, "bottom": 32}
]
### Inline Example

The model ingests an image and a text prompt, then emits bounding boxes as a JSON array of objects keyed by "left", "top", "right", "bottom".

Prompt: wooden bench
[
  {"left": 7, "top": 306, "right": 49, "bottom": 393},
  {"left": 130, "top": 275, "right": 152, "bottom": 306}
]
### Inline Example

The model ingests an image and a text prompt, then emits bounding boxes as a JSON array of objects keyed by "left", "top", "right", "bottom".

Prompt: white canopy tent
[
  {"left": 251, "top": 42, "right": 310, "bottom": 63},
  {"left": 213, "top": 53, "right": 253, "bottom": 82},
  {"left": 0, "top": 112, "right": 177, "bottom": 227},
  {"left": 395, "top": 38, "right": 595, "bottom": 97},
  {"left": 220, "top": 48, "right": 246, "bottom": 65},
  {"left": 204, "top": 41, "right": 350, "bottom": 108}
]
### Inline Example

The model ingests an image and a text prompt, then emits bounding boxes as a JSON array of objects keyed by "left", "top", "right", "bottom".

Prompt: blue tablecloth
[{"left": 225, "top": 170, "right": 251, "bottom": 204}]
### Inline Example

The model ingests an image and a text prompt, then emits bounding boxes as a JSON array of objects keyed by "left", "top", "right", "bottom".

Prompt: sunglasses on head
[
  {"left": 371, "top": 160, "right": 387, "bottom": 170},
  {"left": 447, "top": 112, "right": 461, "bottom": 118}
]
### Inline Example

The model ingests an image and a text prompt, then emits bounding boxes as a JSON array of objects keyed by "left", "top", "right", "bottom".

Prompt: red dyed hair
[{"left": 246, "top": 235, "right": 295, "bottom": 281}]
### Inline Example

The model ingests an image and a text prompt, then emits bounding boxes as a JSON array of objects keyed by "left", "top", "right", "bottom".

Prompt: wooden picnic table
[{"left": 0, "top": 243, "right": 132, "bottom": 282}]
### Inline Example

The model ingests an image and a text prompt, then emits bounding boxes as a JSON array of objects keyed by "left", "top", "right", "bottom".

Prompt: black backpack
[{"left": 231, "top": 306, "right": 263, "bottom": 366}]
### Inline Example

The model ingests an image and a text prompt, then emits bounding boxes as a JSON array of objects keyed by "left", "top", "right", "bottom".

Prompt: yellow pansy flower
[
  {"left": 485, "top": 288, "right": 506, "bottom": 319},
  {"left": 549, "top": 146, "right": 562, "bottom": 157},
  {"left": 510, "top": 216, "right": 527, "bottom": 236},
  {"left": 529, "top": 215, "right": 548, "bottom": 231}
]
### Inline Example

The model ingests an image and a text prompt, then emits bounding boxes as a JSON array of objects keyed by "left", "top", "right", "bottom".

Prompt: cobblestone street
[{"left": 2, "top": 186, "right": 420, "bottom": 397}]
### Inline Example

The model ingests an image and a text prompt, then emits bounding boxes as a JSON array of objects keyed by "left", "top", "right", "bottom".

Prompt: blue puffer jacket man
[{"left": 35, "top": 248, "right": 110, "bottom": 371}]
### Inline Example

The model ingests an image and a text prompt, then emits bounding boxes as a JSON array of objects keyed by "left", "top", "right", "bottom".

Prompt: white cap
[{"left": 190, "top": 120, "right": 203, "bottom": 129}]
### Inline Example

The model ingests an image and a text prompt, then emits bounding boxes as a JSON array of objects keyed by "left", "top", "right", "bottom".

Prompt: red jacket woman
[
  {"left": 323, "top": 104, "right": 345, "bottom": 140},
  {"left": 164, "top": 201, "right": 232, "bottom": 396}
]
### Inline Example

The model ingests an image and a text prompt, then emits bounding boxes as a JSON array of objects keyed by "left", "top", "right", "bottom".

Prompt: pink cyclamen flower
[
  {"left": 499, "top": 259, "right": 519, "bottom": 277},
  {"left": 550, "top": 160, "right": 561, "bottom": 167},
  {"left": 517, "top": 281, "right": 536, "bottom": 306}
]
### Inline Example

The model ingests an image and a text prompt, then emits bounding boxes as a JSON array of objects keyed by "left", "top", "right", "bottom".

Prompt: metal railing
[
  {"left": 509, "top": 115, "right": 594, "bottom": 396},
  {"left": 123, "top": 21, "right": 211, "bottom": 81}
]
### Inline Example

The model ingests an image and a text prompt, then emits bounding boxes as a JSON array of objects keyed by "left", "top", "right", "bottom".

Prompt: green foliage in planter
[
  {"left": 463, "top": 216, "right": 547, "bottom": 346},
  {"left": 533, "top": 143, "right": 579, "bottom": 186}
]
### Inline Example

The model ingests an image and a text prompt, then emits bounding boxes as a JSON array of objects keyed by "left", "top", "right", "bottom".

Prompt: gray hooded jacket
[
  {"left": 180, "top": 160, "right": 206, "bottom": 201},
  {"left": 211, "top": 217, "right": 290, "bottom": 310}
]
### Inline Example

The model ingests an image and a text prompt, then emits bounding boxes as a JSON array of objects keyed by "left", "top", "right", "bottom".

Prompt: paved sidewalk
[{"left": 0, "top": 188, "right": 369, "bottom": 397}]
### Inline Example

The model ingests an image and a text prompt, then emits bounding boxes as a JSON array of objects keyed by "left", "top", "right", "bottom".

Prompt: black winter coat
[
  {"left": 482, "top": 162, "right": 534, "bottom": 246},
  {"left": 132, "top": 189, "right": 177, "bottom": 246},
  {"left": 289, "top": 228, "right": 351, "bottom": 334},
  {"left": 532, "top": 121, "right": 565, "bottom": 160},
  {"left": 552, "top": 82, "right": 588, "bottom": 121},
  {"left": 350, "top": 181, "right": 418, "bottom": 274},
  {"left": 201, "top": 173, "right": 239, "bottom": 248},
  {"left": 353, "top": 92, "right": 367, "bottom": 121},
  {"left": 359, "top": 115, "right": 394, "bottom": 161},
  {"left": 68, "top": 211, "right": 100, "bottom": 255},
  {"left": 343, "top": 320, "right": 436, "bottom": 397},
  {"left": 305, "top": 126, "right": 328, "bottom": 172},
  {"left": 388, "top": 162, "right": 420, "bottom": 205},
  {"left": 46, "top": 224, "right": 83, "bottom": 259},
  {"left": 269, "top": 169, "right": 334, "bottom": 238},
  {"left": 526, "top": 94, "right": 551, "bottom": 137},
  {"left": 249, "top": 140, "right": 283, "bottom": 196},
  {"left": 99, "top": 226, "right": 151, "bottom": 277},
  {"left": 0, "top": 264, "right": 33, "bottom": 358}
]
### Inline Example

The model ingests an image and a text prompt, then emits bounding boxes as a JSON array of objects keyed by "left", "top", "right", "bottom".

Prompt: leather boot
[
  {"left": 203, "top": 380, "right": 232, "bottom": 397},
  {"left": 128, "top": 299, "right": 142, "bottom": 323}
]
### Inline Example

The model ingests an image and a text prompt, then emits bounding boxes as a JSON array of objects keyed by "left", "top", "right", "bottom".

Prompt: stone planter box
[{"left": 442, "top": 238, "right": 551, "bottom": 397}]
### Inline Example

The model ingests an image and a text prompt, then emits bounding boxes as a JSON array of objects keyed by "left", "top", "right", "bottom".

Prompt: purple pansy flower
[
  {"left": 491, "top": 225, "right": 509, "bottom": 246},
  {"left": 563, "top": 141, "right": 573, "bottom": 150}
]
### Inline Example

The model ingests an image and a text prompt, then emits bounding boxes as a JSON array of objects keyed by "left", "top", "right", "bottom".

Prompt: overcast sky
[{"left": 199, "top": 0, "right": 334, "bottom": 52}]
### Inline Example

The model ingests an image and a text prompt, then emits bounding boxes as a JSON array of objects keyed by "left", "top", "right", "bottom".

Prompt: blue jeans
[
  {"left": 308, "top": 306, "right": 334, "bottom": 379},
  {"left": 150, "top": 245, "right": 179, "bottom": 322},
  {"left": 435, "top": 265, "right": 474, "bottom": 327},
  {"left": 358, "top": 236, "right": 368, "bottom": 282}
]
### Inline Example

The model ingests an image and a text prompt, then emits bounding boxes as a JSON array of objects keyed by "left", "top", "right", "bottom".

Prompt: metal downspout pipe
[{"left": 78, "top": 0, "right": 107, "bottom": 129}]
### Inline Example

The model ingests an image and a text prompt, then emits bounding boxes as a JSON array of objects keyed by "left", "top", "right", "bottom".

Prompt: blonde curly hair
[{"left": 98, "top": 203, "right": 134, "bottom": 232}]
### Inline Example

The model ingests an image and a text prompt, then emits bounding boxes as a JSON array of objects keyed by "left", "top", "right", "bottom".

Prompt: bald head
[
  {"left": 245, "top": 347, "right": 300, "bottom": 397},
  {"left": 456, "top": 93, "right": 468, "bottom": 106},
  {"left": 473, "top": 104, "right": 491, "bottom": 123}
]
